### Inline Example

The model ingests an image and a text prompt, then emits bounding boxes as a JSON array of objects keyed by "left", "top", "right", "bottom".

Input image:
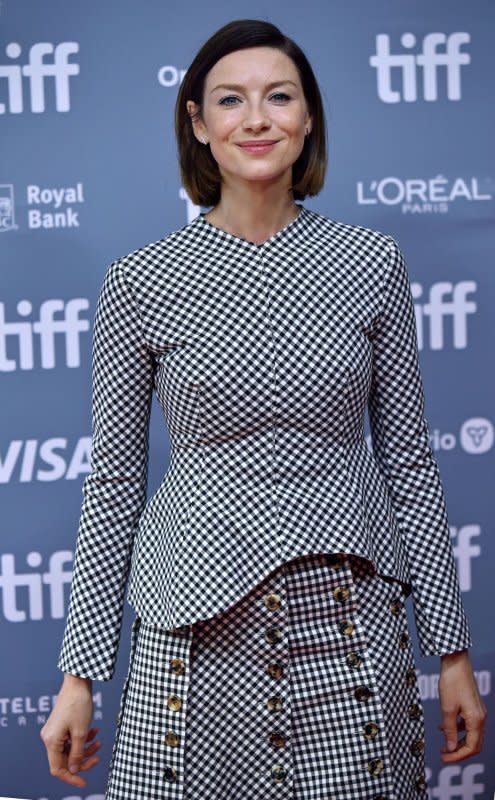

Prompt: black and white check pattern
[
  {"left": 105, "top": 554, "right": 428, "bottom": 799},
  {"left": 58, "top": 205, "right": 471, "bottom": 681}
]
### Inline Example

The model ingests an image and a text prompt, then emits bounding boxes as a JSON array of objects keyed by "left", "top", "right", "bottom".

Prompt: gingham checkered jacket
[{"left": 58, "top": 207, "right": 471, "bottom": 681}]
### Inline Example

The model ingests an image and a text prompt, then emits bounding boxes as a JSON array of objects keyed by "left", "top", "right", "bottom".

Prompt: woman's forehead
[{"left": 204, "top": 47, "right": 300, "bottom": 92}]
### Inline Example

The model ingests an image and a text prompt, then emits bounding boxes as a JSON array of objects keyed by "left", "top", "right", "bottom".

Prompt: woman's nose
[{"left": 242, "top": 103, "right": 270, "bottom": 131}]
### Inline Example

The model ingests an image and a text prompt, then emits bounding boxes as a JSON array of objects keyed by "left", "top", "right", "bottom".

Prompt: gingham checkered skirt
[{"left": 105, "top": 554, "right": 428, "bottom": 799}]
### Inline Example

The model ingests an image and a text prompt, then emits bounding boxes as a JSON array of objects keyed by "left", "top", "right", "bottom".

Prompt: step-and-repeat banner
[{"left": 1, "top": 0, "right": 493, "bottom": 797}]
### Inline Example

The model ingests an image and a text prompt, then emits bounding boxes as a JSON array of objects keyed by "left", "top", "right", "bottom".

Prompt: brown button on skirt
[{"left": 105, "top": 554, "right": 427, "bottom": 799}]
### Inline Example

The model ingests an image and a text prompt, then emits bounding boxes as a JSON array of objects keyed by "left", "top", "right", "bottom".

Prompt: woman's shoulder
[
  {"left": 102, "top": 215, "right": 209, "bottom": 287},
  {"left": 113, "top": 218, "right": 202, "bottom": 266},
  {"left": 302, "top": 207, "right": 397, "bottom": 252}
]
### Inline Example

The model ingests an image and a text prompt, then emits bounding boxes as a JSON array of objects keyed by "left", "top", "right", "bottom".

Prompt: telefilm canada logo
[
  {"left": 0, "top": 688, "right": 104, "bottom": 729},
  {"left": 356, "top": 175, "right": 493, "bottom": 215}
]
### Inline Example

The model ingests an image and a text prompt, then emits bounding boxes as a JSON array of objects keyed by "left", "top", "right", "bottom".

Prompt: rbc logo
[
  {"left": 0, "top": 41, "right": 80, "bottom": 114},
  {"left": 370, "top": 32, "right": 471, "bottom": 103},
  {"left": 0, "top": 184, "right": 17, "bottom": 232},
  {"left": 0, "top": 298, "right": 90, "bottom": 371}
]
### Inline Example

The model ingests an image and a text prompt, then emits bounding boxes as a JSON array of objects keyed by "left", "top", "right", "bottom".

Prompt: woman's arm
[
  {"left": 58, "top": 261, "right": 155, "bottom": 681},
  {"left": 368, "top": 237, "right": 471, "bottom": 656},
  {"left": 367, "top": 238, "right": 486, "bottom": 756},
  {"left": 42, "top": 261, "right": 155, "bottom": 782}
]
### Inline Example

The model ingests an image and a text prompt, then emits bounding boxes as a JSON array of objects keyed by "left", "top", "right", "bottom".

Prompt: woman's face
[{"left": 187, "top": 47, "right": 312, "bottom": 192}]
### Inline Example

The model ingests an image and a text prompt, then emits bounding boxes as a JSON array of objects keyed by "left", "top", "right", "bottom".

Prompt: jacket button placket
[
  {"left": 262, "top": 563, "right": 292, "bottom": 797},
  {"left": 161, "top": 626, "right": 194, "bottom": 795}
]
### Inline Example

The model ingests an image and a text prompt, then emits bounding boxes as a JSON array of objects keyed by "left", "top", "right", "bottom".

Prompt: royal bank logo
[
  {"left": 356, "top": 175, "right": 492, "bottom": 215},
  {"left": 0, "top": 181, "right": 86, "bottom": 231},
  {"left": 0, "top": 184, "right": 17, "bottom": 232}
]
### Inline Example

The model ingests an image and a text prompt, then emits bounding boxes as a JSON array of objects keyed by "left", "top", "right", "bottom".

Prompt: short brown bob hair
[{"left": 175, "top": 19, "right": 327, "bottom": 207}]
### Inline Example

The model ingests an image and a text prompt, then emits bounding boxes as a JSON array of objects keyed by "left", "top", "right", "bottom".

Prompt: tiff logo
[
  {"left": 428, "top": 763, "right": 484, "bottom": 798},
  {"left": 0, "top": 298, "right": 90, "bottom": 371},
  {"left": 0, "top": 551, "right": 73, "bottom": 622},
  {"left": 0, "top": 42, "right": 80, "bottom": 114},
  {"left": 450, "top": 525, "right": 481, "bottom": 593},
  {"left": 370, "top": 32, "right": 471, "bottom": 103},
  {"left": 411, "top": 281, "right": 477, "bottom": 351}
]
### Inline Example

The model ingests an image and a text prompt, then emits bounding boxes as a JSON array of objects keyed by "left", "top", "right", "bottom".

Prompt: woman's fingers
[
  {"left": 440, "top": 712, "right": 486, "bottom": 763},
  {"left": 43, "top": 734, "right": 89, "bottom": 788},
  {"left": 41, "top": 715, "right": 100, "bottom": 786}
]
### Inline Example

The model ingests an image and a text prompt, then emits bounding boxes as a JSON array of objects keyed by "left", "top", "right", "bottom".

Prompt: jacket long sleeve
[
  {"left": 58, "top": 262, "right": 154, "bottom": 680},
  {"left": 368, "top": 238, "right": 472, "bottom": 656}
]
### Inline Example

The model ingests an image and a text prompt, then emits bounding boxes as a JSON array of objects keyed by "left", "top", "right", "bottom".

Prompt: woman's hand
[
  {"left": 438, "top": 649, "right": 487, "bottom": 762},
  {"left": 40, "top": 673, "right": 101, "bottom": 787}
]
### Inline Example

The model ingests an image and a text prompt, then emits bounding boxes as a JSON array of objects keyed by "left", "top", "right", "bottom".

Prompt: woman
[{"left": 41, "top": 19, "right": 486, "bottom": 799}]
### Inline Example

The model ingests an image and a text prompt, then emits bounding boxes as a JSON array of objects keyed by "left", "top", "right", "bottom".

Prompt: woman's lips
[{"left": 238, "top": 141, "right": 278, "bottom": 154}]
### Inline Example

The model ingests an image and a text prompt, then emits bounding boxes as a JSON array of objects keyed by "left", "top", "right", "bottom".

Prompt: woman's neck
[{"left": 205, "top": 183, "right": 300, "bottom": 245}]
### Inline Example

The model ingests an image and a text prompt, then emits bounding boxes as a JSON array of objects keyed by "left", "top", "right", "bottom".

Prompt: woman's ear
[{"left": 186, "top": 100, "right": 208, "bottom": 145}]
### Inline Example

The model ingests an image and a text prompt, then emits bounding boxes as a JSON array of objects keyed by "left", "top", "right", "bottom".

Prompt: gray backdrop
[{"left": 1, "top": 0, "right": 493, "bottom": 797}]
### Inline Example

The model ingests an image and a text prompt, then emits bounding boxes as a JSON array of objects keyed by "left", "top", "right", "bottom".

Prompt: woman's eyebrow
[{"left": 209, "top": 79, "right": 298, "bottom": 94}]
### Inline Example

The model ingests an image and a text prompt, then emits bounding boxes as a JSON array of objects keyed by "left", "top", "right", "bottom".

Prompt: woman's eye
[
  {"left": 218, "top": 95, "right": 239, "bottom": 106},
  {"left": 218, "top": 92, "right": 291, "bottom": 107}
]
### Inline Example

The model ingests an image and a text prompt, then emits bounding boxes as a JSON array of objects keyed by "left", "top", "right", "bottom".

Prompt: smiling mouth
[{"left": 238, "top": 141, "right": 278, "bottom": 153}]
